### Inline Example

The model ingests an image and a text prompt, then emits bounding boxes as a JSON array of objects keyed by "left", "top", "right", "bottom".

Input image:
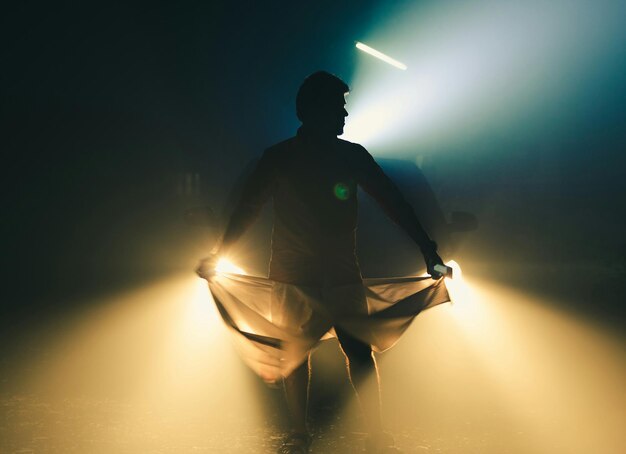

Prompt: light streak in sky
[{"left": 356, "top": 41, "right": 407, "bottom": 70}]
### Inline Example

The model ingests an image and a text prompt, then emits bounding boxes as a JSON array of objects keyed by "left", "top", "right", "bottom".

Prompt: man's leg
[
  {"left": 283, "top": 353, "right": 311, "bottom": 435},
  {"left": 334, "top": 326, "right": 383, "bottom": 435}
]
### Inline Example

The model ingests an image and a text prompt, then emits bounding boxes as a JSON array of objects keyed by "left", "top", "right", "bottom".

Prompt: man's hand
[
  {"left": 420, "top": 240, "right": 445, "bottom": 279},
  {"left": 424, "top": 250, "right": 445, "bottom": 279},
  {"left": 195, "top": 254, "right": 219, "bottom": 280}
]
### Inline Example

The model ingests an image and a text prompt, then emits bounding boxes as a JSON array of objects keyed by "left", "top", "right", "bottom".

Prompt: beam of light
[
  {"left": 344, "top": 0, "right": 625, "bottom": 152},
  {"left": 442, "top": 259, "right": 473, "bottom": 310},
  {"left": 355, "top": 41, "right": 407, "bottom": 70},
  {"left": 13, "top": 273, "right": 265, "bottom": 448},
  {"left": 338, "top": 269, "right": 625, "bottom": 453},
  {"left": 216, "top": 257, "right": 245, "bottom": 275}
]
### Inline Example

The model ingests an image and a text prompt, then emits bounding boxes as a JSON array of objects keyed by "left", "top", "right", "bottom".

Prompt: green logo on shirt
[{"left": 333, "top": 182, "right": 351, "bottom": 201}]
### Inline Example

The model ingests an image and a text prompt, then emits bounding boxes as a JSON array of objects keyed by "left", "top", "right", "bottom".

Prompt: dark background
[
  {"left": 1, "top": 3, "right": 625, "bottom": 453},
  {"left": 2, "top": 1, "right": 625, "bottom": 332}
]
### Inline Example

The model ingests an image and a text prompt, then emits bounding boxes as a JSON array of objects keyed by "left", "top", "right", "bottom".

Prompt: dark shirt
[{"left": 222, "top": 129, "right": 433, "bottom": 285}]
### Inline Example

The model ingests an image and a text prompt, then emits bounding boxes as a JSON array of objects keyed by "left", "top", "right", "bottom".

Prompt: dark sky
[
  {"left": 1, "top": 1, "right": 384, "bottom": 303},
  {"left": 1, "top": 1, "right": 625, "bottom": 322}
]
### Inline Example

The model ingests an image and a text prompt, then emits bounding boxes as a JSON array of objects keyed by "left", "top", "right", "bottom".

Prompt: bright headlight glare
[{"left": 215, "top": 258, "right": 245, "bottom": 275}]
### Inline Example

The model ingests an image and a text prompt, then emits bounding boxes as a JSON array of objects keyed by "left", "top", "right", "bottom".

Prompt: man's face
[
  {"left": 330, "top": 92, "right": 349, "bottom": 136},
  {"left": 308, "top": 92, "right": 349, "bottom": 136}
]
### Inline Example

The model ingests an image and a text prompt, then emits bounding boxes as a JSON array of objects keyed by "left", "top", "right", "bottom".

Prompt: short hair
[{"left": 296, "top": 71, "right": 349, "bottom": 122}]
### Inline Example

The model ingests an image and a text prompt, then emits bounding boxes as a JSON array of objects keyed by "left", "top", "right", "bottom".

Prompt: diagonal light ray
[{"left": 356, "top": 41, "right": 407, "bottom": 70}]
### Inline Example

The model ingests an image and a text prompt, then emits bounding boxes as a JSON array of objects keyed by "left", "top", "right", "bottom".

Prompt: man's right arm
[{"left": 214, "top": 149, "right": 277, "bottom": 256}]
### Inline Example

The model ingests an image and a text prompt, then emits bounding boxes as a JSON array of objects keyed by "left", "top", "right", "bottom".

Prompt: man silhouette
[{"left": 199, "top": 71, "right": 444, "bottom": 453}]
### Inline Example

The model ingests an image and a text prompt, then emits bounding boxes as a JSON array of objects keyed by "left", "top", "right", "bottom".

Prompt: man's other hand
[
  {"left": 195, "top": 254, "right": 219, "bottom": 280},
  {"left": 424, "top": 250, "right": 445, "bottom": 279}
]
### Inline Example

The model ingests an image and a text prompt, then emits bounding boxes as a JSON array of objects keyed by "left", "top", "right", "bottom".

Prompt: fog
[{"left": 2, "top": 1, "right": 624, "bottom": 452}]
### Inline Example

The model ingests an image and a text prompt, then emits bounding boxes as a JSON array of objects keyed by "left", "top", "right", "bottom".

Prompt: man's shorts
[{"left": 269, "top": 281, "right": 368, "bottom": 342}]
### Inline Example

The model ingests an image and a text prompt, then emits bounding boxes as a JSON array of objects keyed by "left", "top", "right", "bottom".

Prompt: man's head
[{"left": 296, "top": 71, "right": 349, "bottom": 136}]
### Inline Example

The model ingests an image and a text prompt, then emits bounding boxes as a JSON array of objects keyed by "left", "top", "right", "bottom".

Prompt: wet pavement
[{"left": 0, "top": 393, "right": 499, "bottom": 453}]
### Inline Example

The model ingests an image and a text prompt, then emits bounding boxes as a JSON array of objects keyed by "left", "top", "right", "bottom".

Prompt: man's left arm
[{"left": 356, "top": 145, "right": 445, "bottom": 277}]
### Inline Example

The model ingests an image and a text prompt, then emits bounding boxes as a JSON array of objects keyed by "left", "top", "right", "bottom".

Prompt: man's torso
[{"left": 266, "top": 134, "right": 367, "bottom": 285}]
